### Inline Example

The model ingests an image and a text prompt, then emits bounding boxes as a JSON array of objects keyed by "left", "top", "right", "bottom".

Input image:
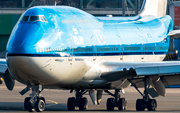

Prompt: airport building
[
  {"left": 0, "top": 0, "right": 180, "bottom": 59},
  {"left": 0, "top": 0, "right": 143, "bottom": 15}
]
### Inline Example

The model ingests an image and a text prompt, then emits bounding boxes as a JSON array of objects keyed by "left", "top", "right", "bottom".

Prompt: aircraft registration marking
[{"left": 75, "top": 58, "right": 84, "bottom": 61}]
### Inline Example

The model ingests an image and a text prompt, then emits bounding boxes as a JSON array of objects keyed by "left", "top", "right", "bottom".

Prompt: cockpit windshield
[
  {"left": 22, "top": 16, "right": 29, "bottom": 21},
  {"left": 30, "top": 16, "right": 40, "bottom": 21},
  {"left": 21, "top": 15, "right": 48, "bottom": 22}
]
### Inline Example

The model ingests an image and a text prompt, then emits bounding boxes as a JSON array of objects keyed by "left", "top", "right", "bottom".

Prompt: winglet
[{"left": 139, "top": 0, "right": 167, "bottom": 17}]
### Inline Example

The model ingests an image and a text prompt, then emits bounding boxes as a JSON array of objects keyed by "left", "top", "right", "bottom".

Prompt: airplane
[{"left": 1, "top": 0, "right": 180, "bottom": 112}]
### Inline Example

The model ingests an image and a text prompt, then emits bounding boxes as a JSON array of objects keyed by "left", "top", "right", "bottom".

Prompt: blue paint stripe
[{"left": 7, "top": 52, "right": 167, "bottom": 57}]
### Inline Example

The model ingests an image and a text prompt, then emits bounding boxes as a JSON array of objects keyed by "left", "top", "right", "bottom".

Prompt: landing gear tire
[
  {"left": 106, "top": 98, "right": 114, "bottom": 111},
  {"left": 35, "top": 98, "right": 45, "bottom": 112},
  {"left": 136, "top": 99, "right": 157, "bottom": 111},
  {"left": 24, "top": 97, "right": 31, "bottom": 110},
  {"left": 117, "top": 98, "right": 127, "bottom": 110},
  {"left": 38, "top": 97, "right": 45, "bottom": 103},
  {"left": 136, "top": 99, "right": 145, "bottom": 111},
  {"left": 147, "top": 99, "right": 157, "bottom": 111},
  {"left": 25, "top": 97, "right": 34, "bottom": 112},
  {"left": 67, "top": 97, "right": 75, "bottom": 111},
  {"left": 79, "top": 97, "right": 88, "bottom": 110}
]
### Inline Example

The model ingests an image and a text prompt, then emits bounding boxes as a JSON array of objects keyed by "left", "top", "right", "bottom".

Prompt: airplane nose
[
  {"left": 7, "top": 40, "right": 31, "bottom": 66},
  {"left": 9, "top": 40, "right": 27, "bottom": 53},
  {"left": 7, "top": 39, "right": 34, "bottom": 55},
  {"left": 7, "top": 23, "right": 40, "bottom": 55}
]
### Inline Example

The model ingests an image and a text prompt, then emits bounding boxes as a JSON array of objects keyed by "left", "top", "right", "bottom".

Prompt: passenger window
[
  {"left": 22, "top": 16, "right": 29, "bottom": 21},
  {"left": 30, "top": 16, "right": 40, "bottom": 22}
]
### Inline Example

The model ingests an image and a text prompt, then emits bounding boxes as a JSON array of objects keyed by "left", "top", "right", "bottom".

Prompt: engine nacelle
[
  {"left": 150, "top": 76, "right": 166, "bottom": 96},
  {"left": 2, "top": 69, "right": 15, "bottom": 91}
]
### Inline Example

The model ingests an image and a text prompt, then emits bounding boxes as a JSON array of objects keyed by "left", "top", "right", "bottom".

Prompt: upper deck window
[{"left": 21, "top": 15, "right": 47, "bottom": 22}]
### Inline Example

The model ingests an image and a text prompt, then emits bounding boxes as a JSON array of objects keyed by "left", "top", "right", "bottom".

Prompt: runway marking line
[
  {"left": 46, "top": 100, "right": 58, "bottom": 107},
  {"left": 0, "top": 96, "right": 59, "bottom": 107}
]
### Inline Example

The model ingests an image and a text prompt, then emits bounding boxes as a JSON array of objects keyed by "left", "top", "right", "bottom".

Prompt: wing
[
  {"left": 101, "top": 61, "right": 180, "bottom": 87},
  {"left": 101, "top": 61, "right": 180, "bottom": 80},
  {"left": 0, "top": 59, "right": 15, "bottom": 91},
  {"left": 0, "top": 58, "right": 7, "bottom": 84},
  {"left": 0, "top": 59, "right": 7, "bottom": 74},
  {"left": 169, "top": 30, "right": 180, "bottom": 39},
  {"left": 100, "top": 61, "right": 180, "bottom": 97}
]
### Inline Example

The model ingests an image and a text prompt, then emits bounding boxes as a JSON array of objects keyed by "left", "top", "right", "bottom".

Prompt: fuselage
[{"left": 5, "top": 6, "right": 173, "bottom": 89}]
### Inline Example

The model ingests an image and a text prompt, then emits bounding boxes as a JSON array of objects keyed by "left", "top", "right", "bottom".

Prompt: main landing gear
[
  {"left": 104, "top": 89, "right": 127, "bottom": 111},
  {"left": 20, "top": 85, "right": 45, "bottom": 112},
  {"left": 130, "top": 76, "right": 157, "bottom": 111},
  {"left": 67, "top": 90, "right": 88, "bottom": 110}
]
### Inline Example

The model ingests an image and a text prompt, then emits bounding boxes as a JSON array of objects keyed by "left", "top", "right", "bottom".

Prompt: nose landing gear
[{"left": 21, "top": 85, "right": 46, "bottom": 112}]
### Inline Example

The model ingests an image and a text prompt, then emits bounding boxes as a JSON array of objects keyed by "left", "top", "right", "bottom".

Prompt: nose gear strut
[{"left": 20, "top": 84, "right": 46, "bottom": 112}]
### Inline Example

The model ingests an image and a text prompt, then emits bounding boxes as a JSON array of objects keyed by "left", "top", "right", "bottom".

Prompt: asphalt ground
[{"left": 0, "top": 81, "right": 180, "bottom": 113}]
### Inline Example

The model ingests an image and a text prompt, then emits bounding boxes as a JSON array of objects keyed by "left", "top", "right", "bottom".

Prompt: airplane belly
[{"left": 7, "top": 56, "right": 87, "bottom": 86}]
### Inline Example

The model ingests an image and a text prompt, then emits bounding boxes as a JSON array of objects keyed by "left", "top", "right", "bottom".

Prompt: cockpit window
[
  {"left": 40, "top": 16, "right": 47, "bottom": 22},
  {"left": 21, "top": 15, "right": 48, "bottom": 22},
  {"left": 30, "top": 16, "right": 40, "bottom": 21},
  {"left": 22, "top": 16, "right": 29, "bottom": 21}
]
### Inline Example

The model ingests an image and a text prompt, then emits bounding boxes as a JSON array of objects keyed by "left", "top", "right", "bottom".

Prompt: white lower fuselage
[{"left": 7, "top": 54, "right": 165, "bottom": 89}]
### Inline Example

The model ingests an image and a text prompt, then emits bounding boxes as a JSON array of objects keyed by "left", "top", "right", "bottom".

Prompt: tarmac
[{"left": 0, "top": 81, "right": 180, "bottom": 113}]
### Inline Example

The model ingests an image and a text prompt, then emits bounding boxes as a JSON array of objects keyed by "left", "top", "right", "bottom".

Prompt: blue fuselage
[{"left": 6, "top": 6, "right": 173, "bottom": 58}]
